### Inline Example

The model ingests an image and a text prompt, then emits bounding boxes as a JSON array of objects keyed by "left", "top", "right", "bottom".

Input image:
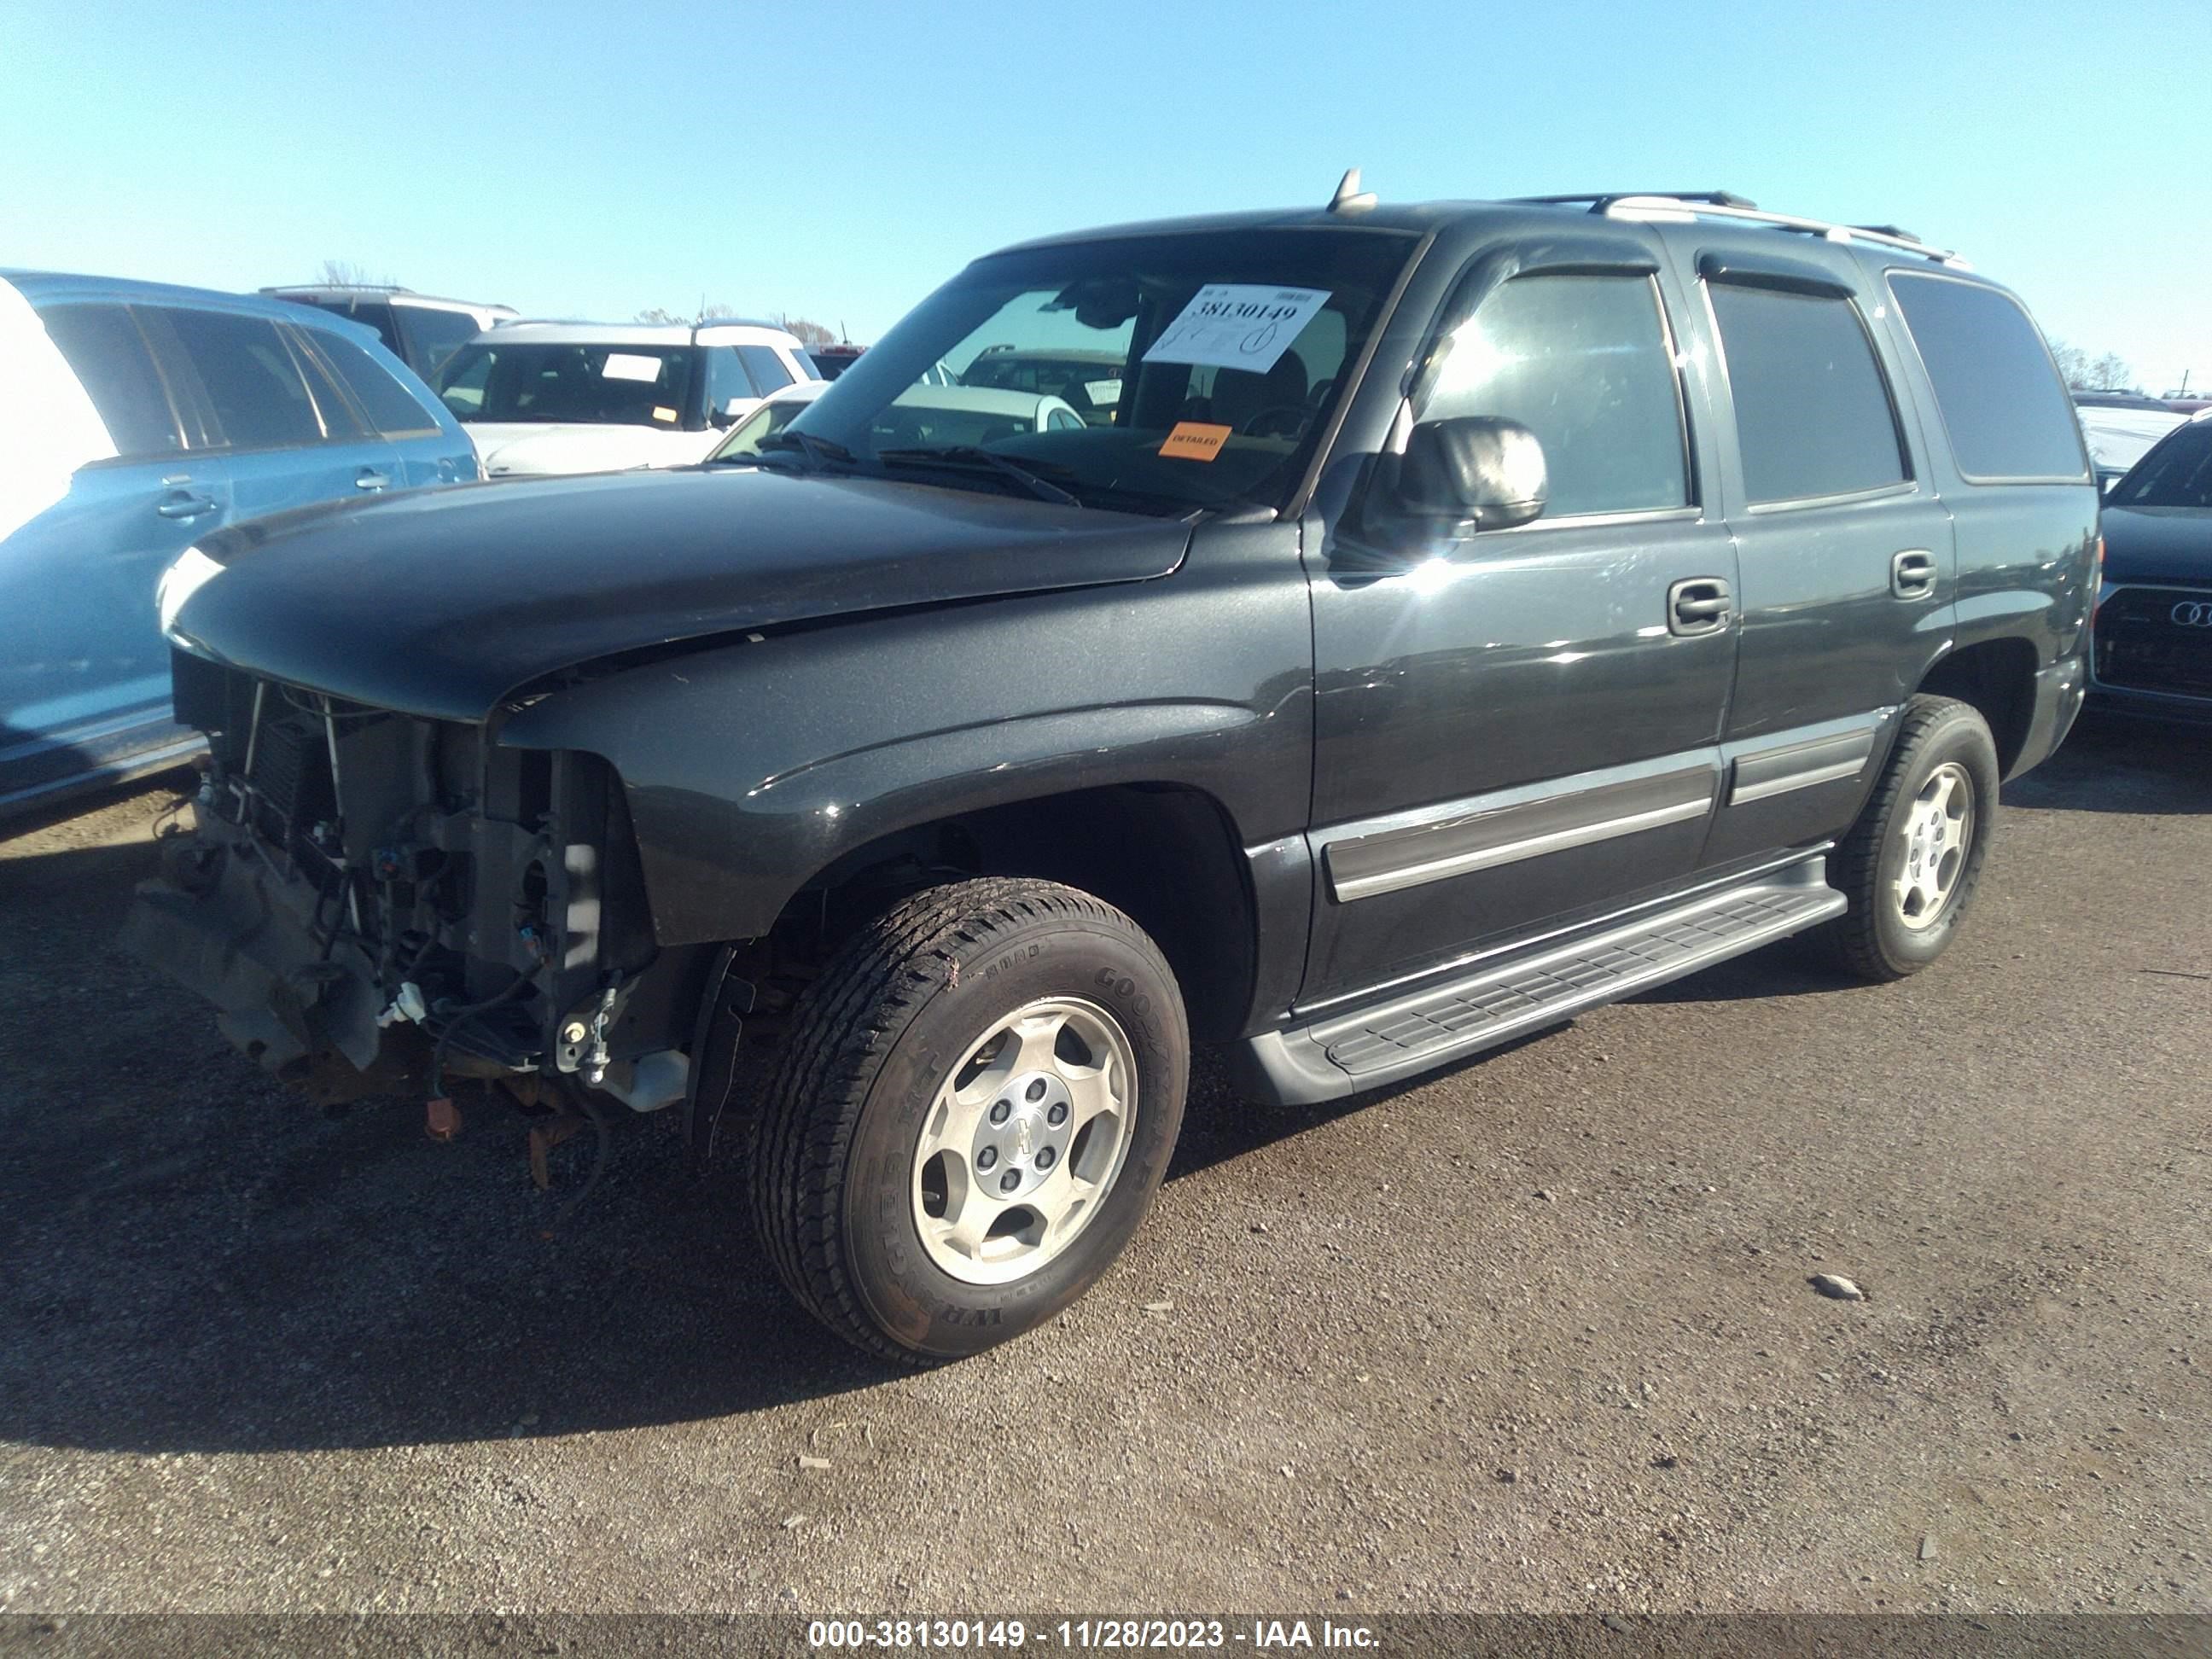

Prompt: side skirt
[{"left": 1227, "top": 854, "right": 1843, "bottom": 1106}]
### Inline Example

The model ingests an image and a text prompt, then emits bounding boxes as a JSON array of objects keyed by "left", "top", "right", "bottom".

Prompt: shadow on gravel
[
  {"left": 0, "top": 836, "right": 1456, "bottom": 1458},
  {"left": 0, "top": 1030, "right": 887, "bottom": 1456},
  {"left": 2002, "top": 713, "right": 2212, "bottom": 816},
  {"left": 7, "top": 710, "right": 2194, "bottom": 1459},
  {"left": 0, "top": 835, "right": 899, "bottom": 1458}
]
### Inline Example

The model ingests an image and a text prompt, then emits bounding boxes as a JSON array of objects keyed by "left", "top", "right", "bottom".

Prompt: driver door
[{"left": 1301, "top": 259, "right": 1740, "bottom": 1006}]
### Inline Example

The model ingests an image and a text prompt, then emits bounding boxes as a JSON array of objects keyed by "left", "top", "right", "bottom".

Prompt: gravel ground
[{"left": 0, "top": 715, "right": 2206, "bottom": 1619}]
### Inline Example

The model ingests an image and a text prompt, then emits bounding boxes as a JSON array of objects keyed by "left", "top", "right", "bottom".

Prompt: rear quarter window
[
  {"left": 311, "top": 329, "right": 441, "bottom": 435},
  {"left": 1887, "top": 272, "right": 2088, "bottom": 482}
]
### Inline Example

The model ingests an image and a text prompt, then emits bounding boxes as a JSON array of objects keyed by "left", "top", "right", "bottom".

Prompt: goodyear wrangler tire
[
  {"left": 1816, "top": 695, "right": 2001, "bottom": 982},
  {"left": 748, "top": 877, "right": 1188, "bottom": 1364}
]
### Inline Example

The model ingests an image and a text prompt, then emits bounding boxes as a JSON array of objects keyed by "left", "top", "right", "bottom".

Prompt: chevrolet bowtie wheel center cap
[{"left": 972, "top": 1072, "right": 1073, "bottom": 1200}]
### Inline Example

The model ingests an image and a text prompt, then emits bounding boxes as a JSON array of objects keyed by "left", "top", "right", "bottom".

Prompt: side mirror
[
  {"left": 1394, "top": 416, "right": 1548, "bottom": 538},
  {"left": 707, "top": 398, "right": 750, "bottom": 430}
]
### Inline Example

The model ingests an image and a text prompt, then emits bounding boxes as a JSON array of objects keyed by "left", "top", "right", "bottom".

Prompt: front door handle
[
  {"left": 1891, "top": 549, "right": 1937, "bottom": 599},
  {"left": 1668, "top": 576, "right": 1733, "bottom": 637},
  {"left": 155, "top": 492, "right": 218, "bottom": 520},
  {"left": 354, "top": 469, "right": 393, "bottom": 492}
]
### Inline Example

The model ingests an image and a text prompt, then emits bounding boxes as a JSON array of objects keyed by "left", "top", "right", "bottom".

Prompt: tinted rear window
[
  {"left": 165, "top": 309, "right": 323, "bottom": 449},
  {"left": 38, "top": 303, "right": 183, "bottom": 458},
  {"left": 1888, "top": 273, "right": 2087, "bottom": 481},
  {"left": 313, "top": 329, "right": 440, "bottom": 434},
  {"left": 1709, "top": 282, "right": 1906, "bottom": 504}
]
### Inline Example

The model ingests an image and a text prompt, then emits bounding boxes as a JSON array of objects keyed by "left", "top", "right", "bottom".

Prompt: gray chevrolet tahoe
[{"left": 131, "top": 184, "right": 2097, "bottom": 1363}]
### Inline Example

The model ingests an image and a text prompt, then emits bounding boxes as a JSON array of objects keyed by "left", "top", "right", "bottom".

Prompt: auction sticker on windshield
[
  {"left": 1159, "top": 421, "right": 1231, "bottom": 462},
  {"left": 602, "top": 353, "right": 664, "bottom": 382},
  {"left": 1143, "top": 285, "right": 1330, "bottom": 374}
]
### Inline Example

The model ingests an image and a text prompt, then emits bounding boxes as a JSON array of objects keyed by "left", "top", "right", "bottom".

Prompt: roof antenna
[{"left": 1329, "top": 167, "right": 1377, "bottom": 214}]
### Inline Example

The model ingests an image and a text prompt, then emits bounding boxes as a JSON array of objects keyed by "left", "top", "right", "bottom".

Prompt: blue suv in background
[{"left": 0, "top": 271, "right": 479, "bottom": 816}]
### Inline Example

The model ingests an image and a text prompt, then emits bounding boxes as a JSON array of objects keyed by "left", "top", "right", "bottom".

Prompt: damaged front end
[{"left": 124, "top": 649, "right": 687, "bottom": 1116}]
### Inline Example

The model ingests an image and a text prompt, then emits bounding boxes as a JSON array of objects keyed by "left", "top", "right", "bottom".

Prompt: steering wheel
[{"left": 1240, "top": 405, "right": 1309, "bottom": 439}]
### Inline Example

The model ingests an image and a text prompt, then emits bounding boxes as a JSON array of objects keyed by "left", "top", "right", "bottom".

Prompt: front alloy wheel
[
  {"left": 914, "top": 997, "right": 1138, "bottom": 1285},
  {"left": 748, "top": 877, "right": 1187, "bottom": 1364}
]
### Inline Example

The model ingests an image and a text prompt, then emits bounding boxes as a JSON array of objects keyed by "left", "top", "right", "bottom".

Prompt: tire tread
[
  {"left": 1817, "top": 694, "right": 1994, "bottom": 981},
  {"left": 748, "top": 876, "right": 1161, "bottom": 1365}
]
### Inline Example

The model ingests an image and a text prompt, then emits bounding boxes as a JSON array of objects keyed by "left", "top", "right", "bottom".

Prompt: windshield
[
  {"left": 435, "top": 341, "right": 696, "bottom": 426},
  {"left": 773, "top": 226, "right": 1417, "bottom": 515},
  {"left": 2109, "top": 421, "right": 2212, "bottom": 508}
]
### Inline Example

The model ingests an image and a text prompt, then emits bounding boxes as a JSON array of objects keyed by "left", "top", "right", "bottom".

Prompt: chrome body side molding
[
  {"left": 1321, "top": 760, "right": 1718, "bottom": 905},
  {"left": 1723, "top": 711, "right": 1891, "bottom": 806}
]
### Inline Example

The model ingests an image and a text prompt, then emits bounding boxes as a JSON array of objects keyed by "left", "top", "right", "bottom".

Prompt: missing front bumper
[{"left": 121, "top": 845, "right": 388, "bottom": 1084}]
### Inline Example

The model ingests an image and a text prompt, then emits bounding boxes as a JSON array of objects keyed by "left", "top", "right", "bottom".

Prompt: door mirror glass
[{"left": 1393, "top": 416, "right": 1548, "bottom": 538}]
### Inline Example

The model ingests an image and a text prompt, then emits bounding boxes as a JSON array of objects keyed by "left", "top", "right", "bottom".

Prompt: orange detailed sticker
[{"left": 1159, "top": 421, "right": 1231, "bottom": 462}]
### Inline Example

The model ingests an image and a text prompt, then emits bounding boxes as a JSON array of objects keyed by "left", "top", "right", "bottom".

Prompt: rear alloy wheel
[
  {"left": 1892, "top": 761, "right": 1975, "bottom": 932},
  {"left": 1818, "top": 694, "right": 2000, "bottom": 981},
  {"left": 748, "top": 877, "right": 1187, "bottom": 1364}
]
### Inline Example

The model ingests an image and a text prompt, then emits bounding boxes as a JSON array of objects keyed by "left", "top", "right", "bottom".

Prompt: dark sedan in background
[{"left": 2093, "top": 411, "right": 2212, "bottom": 722}]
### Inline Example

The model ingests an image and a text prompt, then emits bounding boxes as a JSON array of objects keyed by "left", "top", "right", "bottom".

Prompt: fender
[{"left": 495, "top": 521, "right": 1317, "bottom": 948}]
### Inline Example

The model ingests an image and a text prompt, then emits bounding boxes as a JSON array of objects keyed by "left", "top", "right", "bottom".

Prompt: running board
[{"left": 1231, "top": 859, "right": 1844, "bottom": 1105}]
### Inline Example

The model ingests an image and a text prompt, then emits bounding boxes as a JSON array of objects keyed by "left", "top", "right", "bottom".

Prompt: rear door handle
[
  {"left": 1891, "top": 549, "right": 1937, "bottom": 599},
  {"left": 155, "top": 492, "right": 218, "bottom": 520},
  {"left": 355, "top": 469, "right": 393, "bottom": 492},
  {"left": 1668, "top": 576, "right": 1733, "bottom": 637}
]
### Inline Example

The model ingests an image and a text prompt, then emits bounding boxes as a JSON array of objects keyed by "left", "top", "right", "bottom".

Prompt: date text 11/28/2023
[{"left": 806, "top": 1619, "right": 1380, "bottom": 1650}]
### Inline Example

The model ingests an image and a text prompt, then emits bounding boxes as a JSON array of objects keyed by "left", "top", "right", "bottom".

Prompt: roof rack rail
[
  {"left": 1594, "top": 195, "right": 1970, "bottom": 268},
  {"left": 1513, "top": 190, "right": 1757, "bottom": 211}
]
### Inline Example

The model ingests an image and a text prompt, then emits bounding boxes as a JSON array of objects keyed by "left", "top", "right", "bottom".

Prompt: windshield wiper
[
  {"left": 749, "top": 430, "right": 857, "bottom": 469},
  {"left": 874, "top": 446, "right": 1082, "bottom": 508}
]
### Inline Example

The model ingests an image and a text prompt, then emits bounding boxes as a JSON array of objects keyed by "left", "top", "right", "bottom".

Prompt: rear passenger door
[
  {"left": 148, "top": 306, "right": 401, "bottom": 520},
  {"left": 2, "top": 300, "right": 228, "bottom": 800},
  {"left": 1682, "top": 254, "right": 1956, "bottom": 867}
]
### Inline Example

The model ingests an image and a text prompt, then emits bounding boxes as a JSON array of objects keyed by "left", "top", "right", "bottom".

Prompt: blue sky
[{"left": 4, "top": 0, "right": 2208, "bottom": 392}]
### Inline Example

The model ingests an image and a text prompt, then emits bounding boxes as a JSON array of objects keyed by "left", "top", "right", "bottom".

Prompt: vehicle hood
[
  {"left": 2101, "top": 505, "right": 2212, "bottom": 586},
  {"left": 464, "top": 420, "right": 728, "bottom": 477},
  {"left": 167, "top": 467, "right": 1191, "bottom": 722}
]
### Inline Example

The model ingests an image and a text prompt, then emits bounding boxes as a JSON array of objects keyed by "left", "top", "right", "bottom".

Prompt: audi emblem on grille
[{"left": 2174, "top": 601, "right": 2212, "bottom": 628}]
